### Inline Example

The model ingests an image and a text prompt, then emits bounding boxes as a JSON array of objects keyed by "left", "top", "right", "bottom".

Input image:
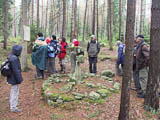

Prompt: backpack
[
  {"left": 1, "top": 58, "right": 11, "bottom": 77},
  {"left": 88, "top": 41, "right": 98, "bottom": 57},
  {"left": 50, "top": 41, "right": 61, "bottom": 56}
]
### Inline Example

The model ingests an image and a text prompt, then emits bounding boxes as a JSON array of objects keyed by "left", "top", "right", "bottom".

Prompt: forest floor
[{"left": 0, "top": 46, "right": 158, "bottom": 120}]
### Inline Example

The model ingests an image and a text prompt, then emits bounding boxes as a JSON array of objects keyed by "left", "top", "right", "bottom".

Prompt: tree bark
[
  {"left": 37, "top": 0, "right": 40, "bottom": 28},
  {"left": 118, "top": 0, "right": 136, "bottom": 119},
  {"left": 139, "top": 0, "right": 143, "bottom": 34},
  {"left": 82, "top": 0, "right": 88, "bottom": 41},
  {"left": 73, "top": 0, "right": 78, "bottom": 39},
  {"left": 31, "top": 0, "right": 34, "bottom": 25},
  {"left": 21, "top": 0, "right": 29, "bottom": 71},
  {"left": 45, "top": 0, "right": 48, "bottom": 36},
  {"left": 70, "top": 0, "right": 75, "bottom": 42},
  {"left": 108, "top": 0, "right": 113, "bottom": 50},
  {"left": 62, "top": 0, "right": 66, "bottom": 37},
  {"left": 144, "top": 0, "right": 160, "bottom": 111},
  {"left": 96, "top": 0, "right": 99, "bottom": 41},
  {"left": 3, "top": 0, "right": 9, "bottom": 49},
  {"left": 41, "top": 0, "right": 44, "bottom": 29},
  {"left": 92, "top": 0, "right": 96, "bottom": 35},
  {"left": 119, "top": 0, "right": 122, "bottom": 41}
]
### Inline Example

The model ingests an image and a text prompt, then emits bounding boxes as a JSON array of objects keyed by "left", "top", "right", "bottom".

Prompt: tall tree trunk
[
  {"left": 3, "top": 0, "right": 9, "bottom": 49},
  {"left": 139, "top": 0, "right": 143, "bottom": 34},
  {"left": 49, "top": 0, "right": 54, "bottom": 36},
  {"left": 122, "top": 0, "right": 126, "bottom": 42},
  {"left": 144, "top": 0, "right": 160, "bottom": 111},
  {"left": 118, "top": 0, "right": 136, "bottom": 119},
  {"left": 70, "top": 0, "right": 75, "bottom": 41},
  {"left": 108, "top": 0, "right": 113, "bottom": 50},
  {"left": 92, "top": 0, "right": 96, "bottom": 35},
  {"left": 82, "top": 0, "right": 88, "bottom": 41},
  {"left": 31, "top": 0, "right": 34, "bottom": 25},
  {"left": 41, "top": 0, "right": 44, "bottom": 29},
  {"left": 21, "top": 0, "right": 29, "bottom": 71},
  {"left": 73, "top": 0, "right": 78, "bottom": 39},
  {"left": 96, "top": 0, "right": 99, "bottom": 41},
  {"left": 45, "top": 0, "right": 48, "bottom": 36},
  {"left": 62, "top": 0, "right": 66, "bottom": 37},
  {"left": 14, "top": 0, "right": 17, "bottom": 37},
  {"left": 119, "top": 0, "right": 122, "bottom": 41},
  {"left": 37, "top": 0, "right": 40, "bottom": 28}
]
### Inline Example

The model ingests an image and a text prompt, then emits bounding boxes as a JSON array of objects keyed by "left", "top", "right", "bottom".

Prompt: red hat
[
  {"left": 46, "top": 37, "right": 51, "bottom": 44},
  {"left": 73, "top": 40, "right": 79, "bottom": 47}
]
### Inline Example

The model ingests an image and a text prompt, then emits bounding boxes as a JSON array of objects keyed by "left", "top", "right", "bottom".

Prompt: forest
[{"left": 0, "top": 0, "right": 160, "bottom": 120}]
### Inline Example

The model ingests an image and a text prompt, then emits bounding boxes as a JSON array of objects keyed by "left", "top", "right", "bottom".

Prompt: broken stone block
[{"left": 89, "top": 91, "right": 100, "bottom": 101}]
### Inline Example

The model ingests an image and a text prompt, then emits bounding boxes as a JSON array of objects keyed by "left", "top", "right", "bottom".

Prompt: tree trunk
[
  {"left": 3, "top": 0, "right": 9, "bottom": 49},
  {"left": 92, "top": 0, "right": 96, "bottom": 35},
  {"left": 119, "top": 0, "right": 122, "bottom": 41},
  {"left": 139, "top": 0, "right": 143, "bottom": 34},
  {"left": 21, "top": 0, "right": 29, "bottom": 71},
  {"left": 49, "top": 0, "right": 54, "bottom": 36},
  {"left": 108, "top": 0, "right": 113, "bottom": 50},
  {"left": 37, "top": 0, "right": 40, "bottom": 28},
  {"left": 31, "top": 0, "right": 34, "bottom": 25},
  {"left": 70, "top": 0, "right": 75, "bottom": 42},
  {"left": 82, "top": 0, "right": 88, "bottom": 41},
  {"left": 73, "top": 0, "right": 78, "bottom": 39},
  {"left": 41, "top": 0, "right": 44, "bottom": 29},
  {"left": 144, "top": 0, "right": 160, "bottom": 111},
  {"left": 62, "top": 0, "right": 66, "bottom": 37},
  {"left": 45, "top": 0, "right": 48, "bottom": 36},
  {"left": 118, "top": 0, "right": 136, "bottom": 119},
  {"left": 96, "top": 0, "right": 99, "bottom": 41}
]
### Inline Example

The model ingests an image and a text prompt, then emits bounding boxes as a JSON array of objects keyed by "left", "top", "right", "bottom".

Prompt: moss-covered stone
[
  {"left": 72, "top": 92, "right": 85, "bottom": 100},
  {"left": 61, "top": 84, "right": 73, "bottom": 93},
  {"left": 86, "top": 82, "right": 96, "bottom": 88},
  {"left": 101, "top": 70, "right": 115, "bottom": 78},
  {"left": 113, "top": 82, "right": 120, "bottom": 90},
  {"left": 61, "top": 95, "right": 75, "bottom": 102},
  {"left": 89, "top": 91, "right": 100, "bottom": 101},
  {"left": 50, "top": 93, "right": 59, "bottom": 101},
  {"left": 97, "top": 89, "right": 111, "bottom": 97}
]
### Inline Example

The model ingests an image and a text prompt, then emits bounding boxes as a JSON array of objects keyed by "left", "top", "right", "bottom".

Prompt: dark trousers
[
  {"left": 47, "top": 57, "right": 56, "bottom": 74},
  {"left": 36, "top": 66, "right": 44, "bottom": 78},
  {"left": 133, "top": 70, "right": 141, "bottom": 89},
  {"left": 89, "top": 57, "right": 97, "bottom": 73}
]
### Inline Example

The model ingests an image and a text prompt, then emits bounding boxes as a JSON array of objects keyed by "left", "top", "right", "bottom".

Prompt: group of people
[
  {"left": 116, "top": 34, "right": 150, "bottom": 98},
  {"left": 4, "top": 33, "right": 100, "bottom": 112}
]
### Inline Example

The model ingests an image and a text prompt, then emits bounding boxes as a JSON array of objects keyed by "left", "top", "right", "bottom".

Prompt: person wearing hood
[
  {"left": 136, "top": 35, "right": 150, "bottom": 98},
  {"left": 7, "top": 45, "right": 23, "bottom": 112},
  {"left": 116, "top": 41, "right": 125, "bottom": 76},
  {"left": 87, "top": 35, "right": 100, "bottom": 74},
  {"left": 32, "top": 33, "right": 48, "bottom": 79}
]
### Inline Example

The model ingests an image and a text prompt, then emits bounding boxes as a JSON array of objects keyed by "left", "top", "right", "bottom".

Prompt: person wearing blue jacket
[
  {"left": 116, "top": 41, "right": 125, "bottom": 76},
  {"left": 7, "top": 45, "right": 23, "bottom": 112}
]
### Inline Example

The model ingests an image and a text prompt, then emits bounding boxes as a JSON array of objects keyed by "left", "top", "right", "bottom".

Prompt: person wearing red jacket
[{"left": 58, "top": 37, "right": 68, "bottom": 73}]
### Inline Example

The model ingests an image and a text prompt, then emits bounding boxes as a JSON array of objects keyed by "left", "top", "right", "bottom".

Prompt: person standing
[
  {"left": 136, "top": 35, "right": 150, "bottom": 98},
  {"left": 132, "top": 40, "right": 141, "bottom": 90},
  {"left": 87, "top": 35, "right": 100, "bottom": 74},
  {"left": 47, "top": 35, "right": 60, "bottom": 74},
  {"left": 32, "top": 32, "right": 47, "bottom": 79},
  {"left": 58, "top": 37, "right": 67, "bottom": 73},
  {"left": 116, "top": 41, "right": 125, "bottom": 76},
  {"left": 7, "top": 45, "right": 23, "bottom": 112}
]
